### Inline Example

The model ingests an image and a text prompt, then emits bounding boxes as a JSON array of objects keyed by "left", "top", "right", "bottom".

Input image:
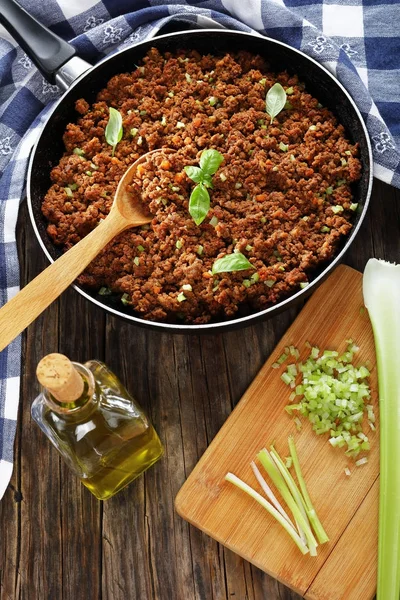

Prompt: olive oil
[{"left": 32, "top": 354, "right": 163, "bottom": 500}]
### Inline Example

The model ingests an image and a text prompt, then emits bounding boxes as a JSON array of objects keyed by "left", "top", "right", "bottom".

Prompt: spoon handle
[{"left": 0, "top": 211, "right": 128, "bottom": 353}]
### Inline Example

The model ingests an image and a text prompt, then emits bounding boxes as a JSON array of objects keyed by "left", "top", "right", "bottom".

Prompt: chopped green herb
[
  {"left": 245, "top": 244, "right": 253, "bottom": 251},
  {"left": 309, "top": 125, "right": 317, "bottom": 131},
  {"left": 209, "top": 96, "right": 218, "bottom": 106},
  {"left": 345, "top": 150, "right": 352, "bottom": 155},
  {"left": 299, "top": 281, "right": 309, "bottom": 289},
  {"left": 250, "top": 273, "right": 260, "bottom": 283},
  {"left": 350, "top": 203, "right": 358, "bottom": 211},
  {"left": 64, "top": 187, "right": 73, "bottom": 198},
  {"left": 69, "top": 183, "right": 78, "bottom": 191},
  {"left": 176, "top": 240, "right": 183, "bottom": 249},
  {"left": 332, "top": 205, "right": 344, "bottom": 214},
  {"left": 243, "top": 279, "right": 251, "bottom": 288},
  {"left": 326, "top": 186, "right": 333, "bottom": 195},
  {"left": 340, "top": 158, "right": 347, "bottom": 166},
  {"left": 85, "top": 171, "right": 92, "bottom": 176},
  {"left": 321, "top": 226, "right": 330, "bottom": 233},
  {"left": 73, "top": 147, "right": 85, "bottom": 156},
  {"left": 133, "top": 257, "right": 140, "bottom": 266},
  {"left": 185, "top": 73, "right": 192, "bottom": 83},
  {"left": 265, "top": 279, "right": 275, "bottom": 288},
  {"left": 279, "top": 142, "right": 289, "bottom": 152},
  {"left": 121, "top": 293, "right": 130, "bottom": 306},
  {"left": 137, "top": 245, "right": 145, "bottom": 252},
  {"left": 98, "top": 287, "right": 112, "bottom": 296},
  {"left": 259, "top": 78, "right": 266, "bottom": 86},
  {"left": 139, "top": 110, "right": 147, "bottom": 116},
  {"left": 209, "top": 216, "right": 219, "bottom": 227},
  {"left": 286, "top": 86, "right": 294, "bottom": 95},
  {"left": 196, "top": 245, "right": 204, "bottom": 256}
]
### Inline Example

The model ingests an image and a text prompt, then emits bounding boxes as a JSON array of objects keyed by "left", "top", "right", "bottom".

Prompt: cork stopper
[{"left": 36, "top": 353, "right": 84, "bottom": 403}]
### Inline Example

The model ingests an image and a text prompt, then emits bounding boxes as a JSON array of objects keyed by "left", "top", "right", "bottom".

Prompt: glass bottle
[{"left": 31, "top": 353, "right": 163, "bottom": 500}]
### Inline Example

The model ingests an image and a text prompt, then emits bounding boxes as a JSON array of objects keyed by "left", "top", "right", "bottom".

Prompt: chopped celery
[
  {"left": 282, "top": 341, "right": 373, "bottom": 458},
  {"left": 363, "top": 258, "right": 400, "bottom": 600}
]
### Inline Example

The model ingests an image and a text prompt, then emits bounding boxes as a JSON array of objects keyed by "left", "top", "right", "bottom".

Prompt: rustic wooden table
[{"left": 1, "top": 179, "right": 399, "bottom": 600}]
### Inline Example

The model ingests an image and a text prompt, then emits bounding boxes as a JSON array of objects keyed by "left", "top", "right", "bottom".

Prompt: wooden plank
[{"left": 175, "top": 265, "right": 379, "bottom": 599}]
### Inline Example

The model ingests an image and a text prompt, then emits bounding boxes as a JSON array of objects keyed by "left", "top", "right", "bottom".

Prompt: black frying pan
[{"left": 0, "top": 0, "right": 373, "bottom": 333}]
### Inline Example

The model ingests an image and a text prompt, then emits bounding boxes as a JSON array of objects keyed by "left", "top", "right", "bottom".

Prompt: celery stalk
[
  {"left": 225, "top": 473, "right": 309, "bottom": 555},
  {"left": 363, "top": 258, "right": 400, "bottom": 600},
  {"left": 288, "top": 436, "right": 329, "bottom": 544},
  {"left": 257, "top": 448, "right": 318, "bottom": 555},
  {"left": 250, "top": 461, "right": 295, "bottom": 528}
]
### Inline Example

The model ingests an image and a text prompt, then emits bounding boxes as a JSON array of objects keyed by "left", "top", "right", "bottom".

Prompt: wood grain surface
[
  {"left": 0, "top": 178, "right": 399, "bottom": 600},
  {"left": 175, "top": 265, "right": 378, "bottom": 599}
]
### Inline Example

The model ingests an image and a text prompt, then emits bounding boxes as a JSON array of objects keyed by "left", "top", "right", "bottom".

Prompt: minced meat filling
[{"left": 41, "top": 48, "right": 361, "bottom": 324}]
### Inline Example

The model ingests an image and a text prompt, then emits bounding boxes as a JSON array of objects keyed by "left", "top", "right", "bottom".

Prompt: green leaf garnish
[
  {"left": 184, "top": 165, "right": 203, "bottom": 183},
  {"left": 199, "top": 149, "right": 224, "bottom": 176},
  {"left": 189, "top": 184, "right": 210, "bottom": 226},
  {"left": 266, "top": 83, "right": 287, "bottom": 125},
  {"left": 185, "top": 149, "right": 224, "bottom": 225},
  {"left": 105, "top": 107, "right": 123, "bottom": 156},
  {"left": 212, "top": 252, "right": 254, "bottom": 275}
]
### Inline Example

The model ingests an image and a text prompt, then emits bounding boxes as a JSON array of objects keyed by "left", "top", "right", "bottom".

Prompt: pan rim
[{"left": 26, "top": 28, "right": 373, "bottom": 332}]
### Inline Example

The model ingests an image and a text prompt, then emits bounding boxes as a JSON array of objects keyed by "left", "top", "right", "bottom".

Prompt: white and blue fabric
[{"left": 0, "top": 0, "right": 399, "bottom": 498}]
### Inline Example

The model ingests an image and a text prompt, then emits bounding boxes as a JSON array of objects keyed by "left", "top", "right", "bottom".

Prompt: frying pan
[{"left": 0, "top": 0, "right": 373, "bottom": 333}]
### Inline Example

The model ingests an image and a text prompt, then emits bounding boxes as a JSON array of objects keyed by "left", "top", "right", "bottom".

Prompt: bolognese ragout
[{"left": 41, "top": 48, "right": 361, "bottom": 324}]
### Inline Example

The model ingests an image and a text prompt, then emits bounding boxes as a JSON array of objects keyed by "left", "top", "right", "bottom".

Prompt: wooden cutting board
[{"left": 175, "top": 265, "right": 379, "bottom": 600}]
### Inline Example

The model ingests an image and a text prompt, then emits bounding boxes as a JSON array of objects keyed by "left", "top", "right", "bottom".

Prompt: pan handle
[{"left": 0, "top": 0, "right": 91, "bottom": 88}]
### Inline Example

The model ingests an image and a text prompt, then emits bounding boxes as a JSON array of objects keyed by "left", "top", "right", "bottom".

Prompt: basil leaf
[
  {"left": 189, "top": 184, "right": 210, "bottom": 226},
  {"left": 212, "top": 252, "right": 255, "bottom": 275},
  {"left": 202, "top": 174, "right": 213, "bottom": 189},
  {"left": 199, "top": 149, "right": 224, "bottom": 175},
  {"left": 184, "top": 165, "right": 203, "bottom": 183},
  {"left": 266, "top": 83, "right": 287, "bottom": 125},
  {"left": 105, "top": 107, "right": 123, "bottom": 155}
]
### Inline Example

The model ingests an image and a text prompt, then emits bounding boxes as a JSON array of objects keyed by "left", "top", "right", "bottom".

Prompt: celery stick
[
  {"left": 288, "top": 436, "right": 329, "bottom": 544},
  {"left": 225, "top": 473, "right": 309, "bottom": 555},
  {"left": 363, "top": 259, "right": 400, "bottom": 600},
  {"left": 257, "top": 449, "right": 318, "bottom": 556},
  {"left": 250, "top": 461, "right": 295, "bottom": 528}
]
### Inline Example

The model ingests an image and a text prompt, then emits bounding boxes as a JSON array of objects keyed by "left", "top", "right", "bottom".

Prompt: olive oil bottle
[{"left": 32, "top": 354, "right": 163, "bottom": 500}]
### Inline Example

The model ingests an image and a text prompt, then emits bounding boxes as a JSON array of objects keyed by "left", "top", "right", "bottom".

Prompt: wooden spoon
[{"left": 0, "top": 148, "right": 169, "bottom": 353}]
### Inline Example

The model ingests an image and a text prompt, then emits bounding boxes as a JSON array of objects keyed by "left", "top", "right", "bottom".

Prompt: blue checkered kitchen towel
[{"left": 0, "top": 0, "right": 399, "bottom": 499}]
